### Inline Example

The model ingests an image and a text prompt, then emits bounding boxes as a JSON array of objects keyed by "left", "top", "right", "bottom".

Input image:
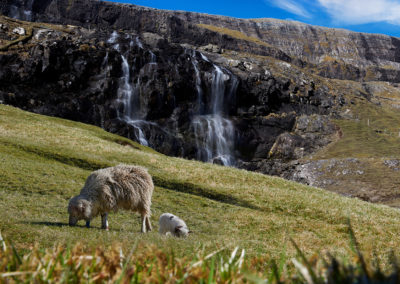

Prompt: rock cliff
[{"left": 3, "top": 0, "right": 400, "bottom": 82}]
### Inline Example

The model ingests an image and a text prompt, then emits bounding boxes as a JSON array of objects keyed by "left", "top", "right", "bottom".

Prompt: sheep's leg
[
  {"left": 86, "top": 220, "right": 90, "bottom": 228},
  {"left": 141, "top": 214, "right": 146, "bottom": 233},
  {"left": 101, "top": 213, "right": 109, "bottom": 230},
  {"left": 145, "top": 216, "right": 152, "bottom": 232}
]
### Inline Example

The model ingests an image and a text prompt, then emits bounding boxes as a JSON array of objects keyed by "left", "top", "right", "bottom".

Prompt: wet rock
[
  {"left": 12, "top": 27, "right": 25, "bottom": 35},
  {"left": 200, "top": 44, "right": 222, "bottom": 53},
  {"left": 212, "top": 157, "right": 225, "bottom": 165}
]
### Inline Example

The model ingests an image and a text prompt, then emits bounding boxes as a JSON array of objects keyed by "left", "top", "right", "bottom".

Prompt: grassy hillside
[
  {"left": 1, "top": 104, "right": 400, "bottom": 265},
  {"left": 307, "top": 79, "right": 400, "bottom": 206}
]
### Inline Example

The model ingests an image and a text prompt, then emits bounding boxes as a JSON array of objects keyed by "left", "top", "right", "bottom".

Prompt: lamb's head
[
  {"left": 68, "top": 196, "right": 92, "bottom": 226},
  {"left": 175, "top": 225, "right": 190, "bottom": 238}
]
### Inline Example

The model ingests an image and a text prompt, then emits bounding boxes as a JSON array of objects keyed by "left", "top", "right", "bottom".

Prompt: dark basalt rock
[
  {"left": 0, "top": 21, "right": 336, "bottom": 166},
  {"left": 3, "top": 0, "right": 400, "bottom": 82}
]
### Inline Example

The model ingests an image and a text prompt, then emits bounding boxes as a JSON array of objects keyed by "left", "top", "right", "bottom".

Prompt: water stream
[
  {"left": 190, "top": 52, "right": 238, "bottom": 166},
  {"left": 104, "top": 34, "right": 238, "bottom": 163},
  {"left": 108, "top": 32, "right": 150, "bottom": 146}
]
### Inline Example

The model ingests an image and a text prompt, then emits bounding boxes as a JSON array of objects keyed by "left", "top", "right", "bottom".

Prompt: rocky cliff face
[
  {"left": 3, "top": 0, "right": 400, "bottom": 82},
  {"left": 1, "top": 0, "right": 400, "bottom": 206},
  {"left": 0, "top": 15, "right": 336, "bottom": 166}
]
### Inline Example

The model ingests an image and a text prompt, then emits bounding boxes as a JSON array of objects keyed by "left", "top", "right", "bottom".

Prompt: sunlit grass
[
  {"left": 0, "top": 104, "right": 400, "bottom": 265},
  {"left": 1, "top": 226, "right": 399, "bottom": 283}
]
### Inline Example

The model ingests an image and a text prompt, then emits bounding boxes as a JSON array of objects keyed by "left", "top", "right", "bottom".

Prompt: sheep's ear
[
  {"left": 175, "top": 226, "right": 183, "bottom": 233},
  {"left": 169, "top": 216, "right": 174, "bottom": 220}
]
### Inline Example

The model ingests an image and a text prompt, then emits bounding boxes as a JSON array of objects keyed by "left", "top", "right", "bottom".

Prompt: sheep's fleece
[
  {"left": 68, "top": 164, "right": 153, "bottom": 232},
  {"left": 159, "top": 213, "right": 190, "bottom": 237}
]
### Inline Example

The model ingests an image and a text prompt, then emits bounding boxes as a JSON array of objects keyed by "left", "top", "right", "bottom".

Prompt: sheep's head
[
  {"left": 68, "top": 196, "right": 91, "bottom": 226},
  {"left": 175, "top": 226, "right": 190, "bottom": 238}
]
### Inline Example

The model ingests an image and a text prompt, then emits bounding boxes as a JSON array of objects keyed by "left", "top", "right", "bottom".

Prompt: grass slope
[
  {"left": 1, "top": 104, "right": 400, "bottom": 265},
  {"left": 310, "top": 81, "right": 400, "bottom": 206}
]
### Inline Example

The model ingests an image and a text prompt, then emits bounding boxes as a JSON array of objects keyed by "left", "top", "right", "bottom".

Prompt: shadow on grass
[
  {"left": 26, "top": 221, "right": 92, "bottom": 229},
  {"left": 26, "top": 221, "right": 71, "bottom": 227},
  {"left": 26, "top": 221, "right": 122, "bottom": 231},
  {"left": 153, "top": 176, "right": 262, "bottom": 211},
  {"left": 0, "top": 139, "right": 111, "bottom": 171}
]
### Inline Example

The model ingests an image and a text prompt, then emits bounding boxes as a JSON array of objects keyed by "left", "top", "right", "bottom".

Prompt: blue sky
[{"left": 109, "top": 0, "right": 400, "bottom": 38}]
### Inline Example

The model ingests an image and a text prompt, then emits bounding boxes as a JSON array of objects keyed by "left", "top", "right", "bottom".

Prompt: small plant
[{"left": 1, "top": 222, "right": 399, "bottom": 283}]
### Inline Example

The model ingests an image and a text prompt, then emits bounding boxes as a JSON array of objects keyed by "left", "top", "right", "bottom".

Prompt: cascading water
[
  {"left": 23, "top": 0, "right": 35, "bottom": 21},
  {"left": 115, "top": 55, "right": 149, "bottom": 146},
  {"left": 149, "top": 51, "right": 157, "bottom": 64},
  {"left": 9, "top": 0, "right": 34, "bottom": 20},
  {"left": 191, "top": 50, "right": 204, "bottom": 114},
  {"left": 107, "top": 31, "right": 120, "bottom": 51},
  {"left": 190, "top": 52, "right": 238, "bottom": 166},
  {"left": 107, "top": 31, "right": 118, "bottom": 43},
  {"left": 108, "top": 32, "right": 150, "bottom": 146},
  {"left": 192, "top": 115, "right": 235, "bottom": 166}
]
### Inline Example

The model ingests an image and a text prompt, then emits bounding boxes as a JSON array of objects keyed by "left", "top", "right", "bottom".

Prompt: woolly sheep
[
  {"left": 68, "top": 164, "right": 153, "bottom": 232},
  {"left": 159, "top": 213, "right": 190, "bottom": 237}
]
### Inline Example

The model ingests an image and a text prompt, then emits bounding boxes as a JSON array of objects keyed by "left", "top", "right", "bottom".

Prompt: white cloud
[
  {"left": 268, "top": 0, "right": 312, "bottom": 18},
  {"left": 318, "top": 0, "right": 400, "bottom": 25}
]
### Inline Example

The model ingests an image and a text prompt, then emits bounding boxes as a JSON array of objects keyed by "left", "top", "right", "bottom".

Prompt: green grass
[
  {"left": 316, "top": 98, "right": 400, "bottom": 159},
  {"left": 308, "top": 92, "right": 400, "bottom": 206},
  {"left": 2, "top": 227, "right": 400, "bottom": 283},
  {"left": 197, "top": 24, "right": 273, "bottom": 48},
  {"left": 1, "top": 104, "right": 400, "bottom": 266}
]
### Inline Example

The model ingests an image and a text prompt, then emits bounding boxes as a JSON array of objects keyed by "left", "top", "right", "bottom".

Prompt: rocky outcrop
[
  {"left": 0, "top": 14, "right": 341, "bottom": 169},
  {"left": 3, "top": 0, "right": 400, "bottom": 82}
]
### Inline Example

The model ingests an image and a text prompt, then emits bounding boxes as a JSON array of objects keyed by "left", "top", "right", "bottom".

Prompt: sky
[{"left": 109, "top": 0, "right": 400, "bottom": 38}]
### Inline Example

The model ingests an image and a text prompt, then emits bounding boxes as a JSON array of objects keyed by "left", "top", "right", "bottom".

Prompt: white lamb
[
  {"left": 158, "top": 213, "right": 190, "bottom": 237},
  {"left": 68, "top": 164, "right": 153, "bottom": 232}
]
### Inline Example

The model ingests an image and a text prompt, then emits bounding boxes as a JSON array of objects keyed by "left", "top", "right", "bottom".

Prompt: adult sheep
[{"left": 68, "top": 164, "right": 153, "bottom": 232}]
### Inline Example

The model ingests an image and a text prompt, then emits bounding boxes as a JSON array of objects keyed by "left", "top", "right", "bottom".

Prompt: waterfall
[
  {"left": 105, "top": 31, "right": 154, "bottom": 147},
  {"left": 190, "top": 52, "right": 237, "bottom": 166},
  {"left": 191, "top": 50, "right": 204, "bottom": 114},
  {"left": 149, "top": 51, "right": 157, "bottom": 64},
  {"left": 129, "top": 36, "right": 143, "bottom": 49},
  {"left": 9, "top": 6, "right": 20, "bottom": 19},
  {"left": 8, "top": 0, "right": 34, "bottom": 20},
  {"left": 115, "top": 55, "right": 149, "bottom": 146},
  {"left": 210, "top": 65, "right": 228, "bottom": 114},
  {"left": 192, "top": 115, "right": 235, "bottom": 166},
  {"left": 23, "top": 0, "right": 35, "bottom": 21},
  {"left": 107, "top": 31, "right": 120, "bottom": 51},
  {"left": 135, "top": 36, "right": 143, "bottom": 49},
  {"left": 107, "top": 31, "right": 119, "bottom": 44},
  {"left": 200, "top": 53, "right": 210, "bottom": 62}
]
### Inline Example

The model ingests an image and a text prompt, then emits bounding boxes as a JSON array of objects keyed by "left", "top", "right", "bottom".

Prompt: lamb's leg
[
  {"left": 141, "top": 214, "right": 146, "bottom": 233},
  {"left": 86, "top": 220, "right": 90, "bottom": 228},
  {"left": 101, "top": 213, "right": 109, "bottom": 230},
  {"left": 145, "top": 216, "right": 152, "bottom": 232}
]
